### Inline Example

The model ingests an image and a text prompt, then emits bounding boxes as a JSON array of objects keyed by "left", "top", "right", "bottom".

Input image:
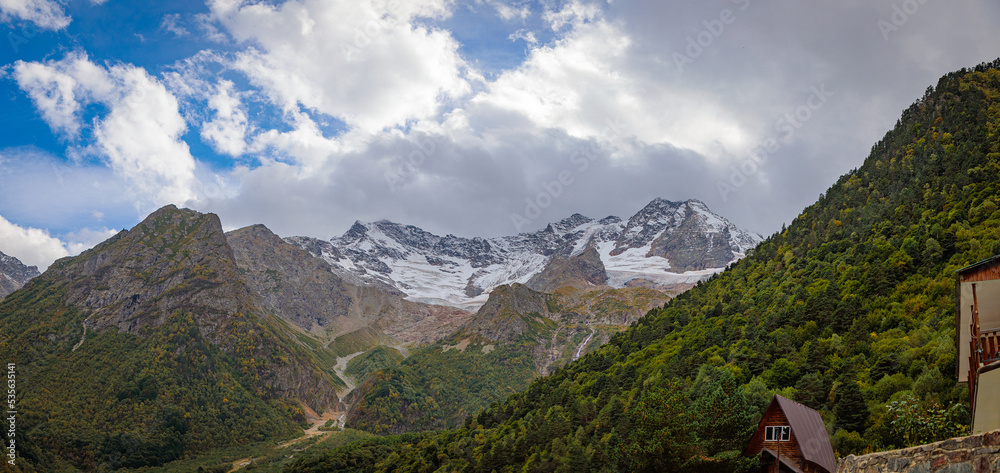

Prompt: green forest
[
  {"left": 346, "top": 334, "right": 541, "bottom": 435},
  {"left": 286, "top": 61, "right": 1000, "bottom": 472},
  {"left": 345, "top": 284, "right": 670, "bottom": 435},
  {"left": 0, "top": 286, "right": 306, "bottom": 472}
]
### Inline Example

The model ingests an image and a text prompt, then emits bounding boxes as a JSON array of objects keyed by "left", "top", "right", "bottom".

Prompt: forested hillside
[
  {"left": 344, "top": 284, "right": 672, "bottom": 435},
  {"left": 287, "top": 60, "right": 1000, "bottom": 473},
  {"left": 0, "top": 207, "right": 343, "bottom": 472}
]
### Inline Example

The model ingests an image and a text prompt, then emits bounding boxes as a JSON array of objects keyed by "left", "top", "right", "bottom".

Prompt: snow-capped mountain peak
[{"left": 288, "top": 198, "right": 762, "bottom": 310}]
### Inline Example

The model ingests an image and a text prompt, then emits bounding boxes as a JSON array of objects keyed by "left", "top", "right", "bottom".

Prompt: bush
[
  {"left": 832, "top": 429, "right": 866, "bottom": 456},
  {"left": 886, "top": 395, "right": 969, "bottom": 446},
  {"left": 871, "top": 373, "right": 912, "bottom": 402}
]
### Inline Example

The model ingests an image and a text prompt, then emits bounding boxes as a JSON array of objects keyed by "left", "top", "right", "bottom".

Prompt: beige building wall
[
  {"left": 958, "top": 279, "right": 1000, "bottom": 382},
  {"left": 974, "top": 368, "right": 1000, "bottom": 433}
]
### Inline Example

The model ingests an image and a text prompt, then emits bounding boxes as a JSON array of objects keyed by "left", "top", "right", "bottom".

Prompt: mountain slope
[
  {"left": 343, "top": 283, "right": 675, "bottom": 435},
  {"left": 288, "top": 60, "right": 1000, "bottom": 473},
  {"left": 0, "top": 206, "right": 343, "bottom": 471},
  {"left": 0, "top": 250, "right": 39, "bottom": 300},
  {"left": 226, "top": 224, "right": 472, "bottom": 355},
  {"left": 290, "top": 199, "right": 761, "bottom": 310}
]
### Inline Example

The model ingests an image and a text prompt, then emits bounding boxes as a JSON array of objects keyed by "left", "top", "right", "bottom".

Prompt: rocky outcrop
[
  {"left": 228, "top": 224, "right": 354, "bottom": 331},
  {"left": 462, "top": 283, "right": 555, "bottom": 343},
  {"left": 526, "top": 246, "right": 608, "bottom": 293},
  {"left": 460, "top": 282, "right": 672, "bottom": 348},
  {"left": 838, "top": 430, "right": 1000, "bottom": 473},
  {"left": 647, "top": 218, "right": 737, "bottom": 271},
  {"left": 0, "top": 250, "right": 39, "bottom": 300}
]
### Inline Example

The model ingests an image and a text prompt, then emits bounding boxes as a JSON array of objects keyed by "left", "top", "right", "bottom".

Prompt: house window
[{"left": 765, "top": 426, "right": 790, "bottom": 441}]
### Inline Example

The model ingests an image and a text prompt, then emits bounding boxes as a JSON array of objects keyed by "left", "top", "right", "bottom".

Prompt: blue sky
[{"left": 1, "top": 0, "right": 999, "bottom": 269}]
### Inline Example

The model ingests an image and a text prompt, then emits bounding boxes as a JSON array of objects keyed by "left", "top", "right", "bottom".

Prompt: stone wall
[{"left": 838, "top": 430, "right": 1000, "bottom": 473}]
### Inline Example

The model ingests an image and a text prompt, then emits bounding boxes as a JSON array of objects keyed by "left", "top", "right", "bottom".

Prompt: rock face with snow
[
  {"left": 0, "top": 251, "right": 41, "bottom": 300},
  {"left": 289, "top": 199, "right": 762, "bottom": 311}
]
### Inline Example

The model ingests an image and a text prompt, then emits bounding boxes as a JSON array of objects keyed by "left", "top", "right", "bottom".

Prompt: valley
[{"left": 0, "top": 196, "right": 754, "bottom": 471}]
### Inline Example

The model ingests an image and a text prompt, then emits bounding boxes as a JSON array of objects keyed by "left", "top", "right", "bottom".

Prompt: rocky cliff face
[
  {"left": 228, "top": 224, "right": 354, "bottom": 332},
  {"left": 526, "top": 246, "right": 608, "bottom": 293},
  {"left": 466, "top": 279, "right": 680, "bottom": 373},
  {"left": 458, "top": 282, "right": 673, "bottom": 364},
  {"left": 642, "top": 200, "right": 749, "bottom": 271},
  {"left": 0, "top": 250, "right": 39, "bottom": 300},
  {"left": 48, "top": 206, "right": 252, "bottom": 337}
]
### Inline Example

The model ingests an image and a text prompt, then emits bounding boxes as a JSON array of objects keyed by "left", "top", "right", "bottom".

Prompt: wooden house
[
  {"left": 744, "top": 395, "right": 837, "bottom": 473},
  {"left": 956, "top": 255, "right": 1000, "bottom": 433}
]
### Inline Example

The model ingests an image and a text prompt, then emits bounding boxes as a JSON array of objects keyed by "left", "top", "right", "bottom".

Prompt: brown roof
[
  {"left": 957, "top": 255, "right": 1000, "bottom": 275},
  {"left": 772, "top": 395, "right": 837, "bottom": 473}
]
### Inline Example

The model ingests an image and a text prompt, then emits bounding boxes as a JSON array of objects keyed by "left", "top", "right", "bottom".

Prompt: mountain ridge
[
  {"left": 0, "top": 249, "right": 40, "bottom": 300},
  {"left": 289, "top": 198, "right": 762, "bottom": 311}
]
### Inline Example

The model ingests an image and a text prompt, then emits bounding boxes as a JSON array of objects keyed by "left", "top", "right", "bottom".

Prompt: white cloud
[
  {"left": 11, "top": 54, "right": 112, "bottom": 137},
  {"left": 0, "top": 213, "right": 117, "bottom": 270},
  {"left": 492, "top": 1, "right": 530, "bottom": 21},
  {"left": 93, "top": 66, "right": 197, "bottom": 206},
  {"left": 543, "top": 0, "right": 599, "bottom": 31},
  {"left": 0, "top": 213, "right": 68, "bottom": 270},
  {"left": 179, "top": 0, "right": 760, "bottom": 239},
  {"left": 208, "top": 0, "right": 471, "bottom": 136},
  {"left": 0, "top": 0, "right": 71, "bottom": 30},
  {"left": 200, "top": 80, "right": 249, "bottom": 157},
  {"left": 509, "top": 29, "right": 537, "bottom": 44},
  {"left": 464, "top": 7, "right": 751, "bottom": 162},
  {"left": 13, "top": 52, "right": 198, "bottom": 209},
  {"left": 160, "top": 13, "right": 189, "bottom": 37},
  {"left": 248, "top": 109, "right": 342, "bottom": 172},
  {"left": 194, "top": 12, "right": 228, "bottom": 42}
]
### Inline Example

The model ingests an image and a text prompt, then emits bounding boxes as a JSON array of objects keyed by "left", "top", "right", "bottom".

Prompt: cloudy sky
[{"left": 0, "top": 0, "right": 998, "bottom": 270}]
